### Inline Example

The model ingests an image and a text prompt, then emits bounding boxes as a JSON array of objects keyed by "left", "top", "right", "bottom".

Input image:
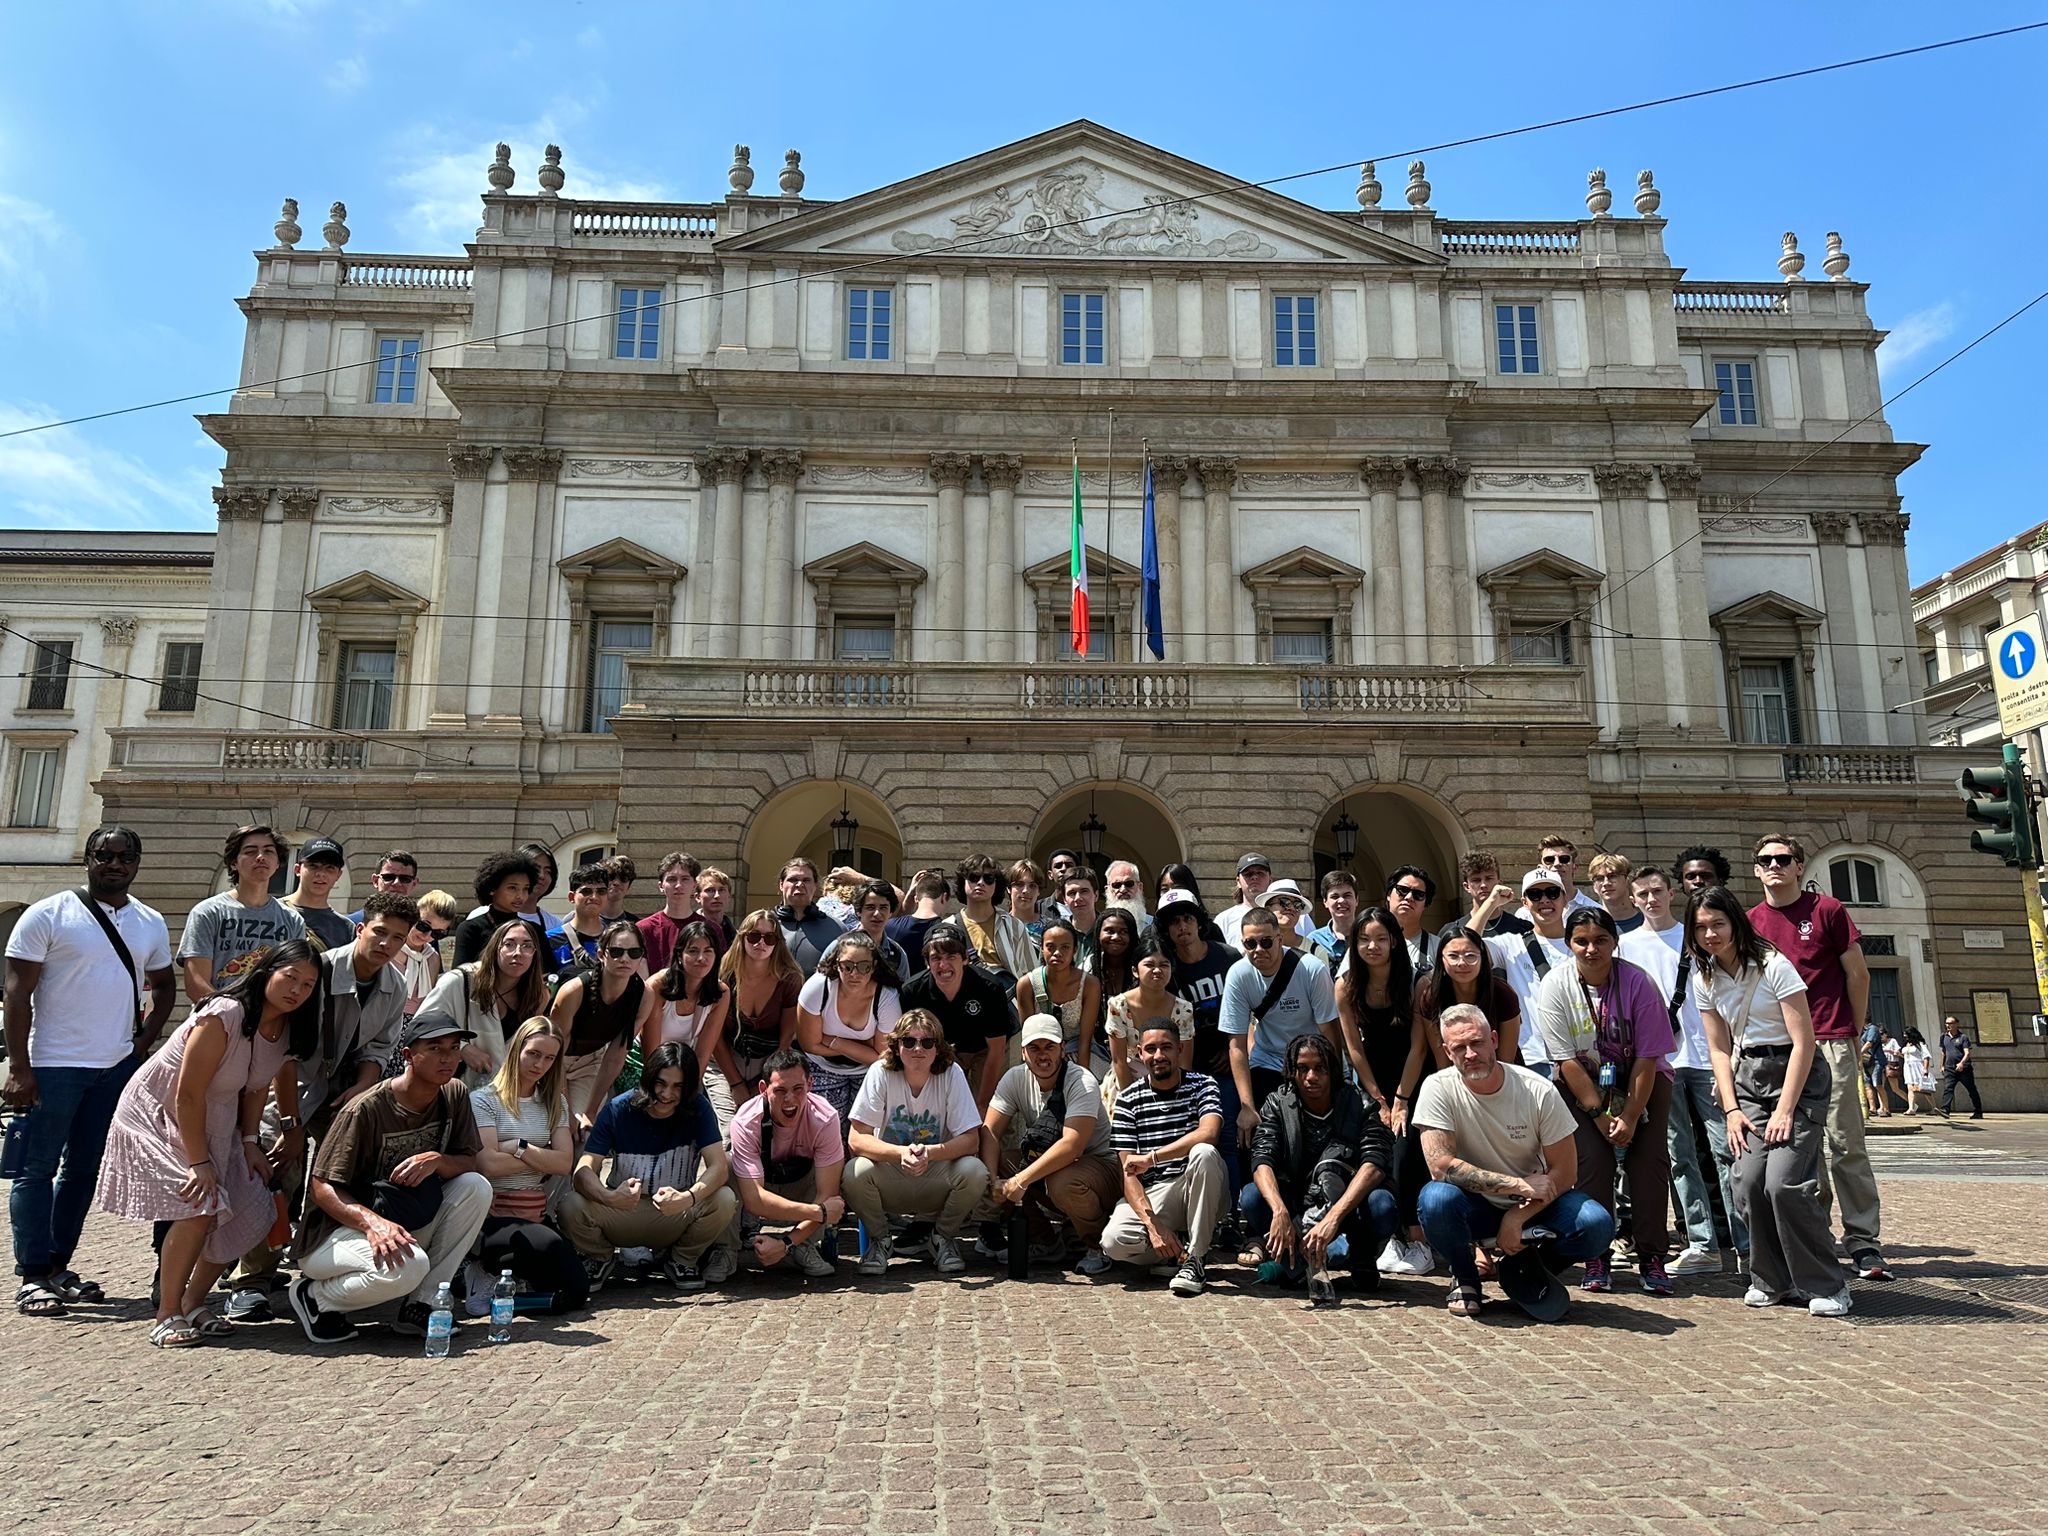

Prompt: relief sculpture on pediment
[{"left": 892, "top": 162, "right": 1278, "bottom": 258}]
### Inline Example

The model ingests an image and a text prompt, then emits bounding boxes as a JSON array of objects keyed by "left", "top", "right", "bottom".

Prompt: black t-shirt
[
  {"left": 1169, "top": 941, "right": 1241, "bottom": 1075},
  {"left": 899, "top": 965, "right": 1017, "bottom": 1054},
  {"left": 1438, "top": 909, "right": 1532, "bottom": 942},
  {"left": 884, "top": 914, "right": 944, "bottom": 978},
  {"left": 452, "top": 908, "right": 520, "bottom": 968}
]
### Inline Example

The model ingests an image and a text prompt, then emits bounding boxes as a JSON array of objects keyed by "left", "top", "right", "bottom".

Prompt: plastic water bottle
[
  {"left": 488, "top": 1268, "right": 516, "bottom": 1343},
  {"left": 424, "top": 1281, "right": 454, "bottom": 1359}
]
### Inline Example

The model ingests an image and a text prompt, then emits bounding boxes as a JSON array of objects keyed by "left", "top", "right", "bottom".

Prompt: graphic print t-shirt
[
  {"left": 848, "top": 1062, "right": 982, "bottom": 1147},
  {"left": 584, "top": 1090, "right": 721, "bottom": 1195},
  {"left": 176, "top": 894, "right": 306, "bottom": 988}
]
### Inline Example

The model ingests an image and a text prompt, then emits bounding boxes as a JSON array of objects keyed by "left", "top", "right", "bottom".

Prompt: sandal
[
  {"left": 1237, "top": 1242, "right": 1269, "bottom": 1268},
  {"left": 148, "top": 1316, "right": 204, "bottom": 1348},
  {"left": 184, "top": 1305, "right": 234, "bottom": 1338},
  {"left": 1446, "top": 1284, "right": 1485, "bottom": 1318},
  {"left": 49, "top": 1270, "right": 105, "bottom": 1303},
  {"left": 15, "top": 1282, "right": 67, "bottom": 1317}
]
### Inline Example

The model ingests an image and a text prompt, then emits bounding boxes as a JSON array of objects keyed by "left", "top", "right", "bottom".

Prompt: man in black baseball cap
[{"left": 285, "top": 836, "right": 354, "bottom": 952}]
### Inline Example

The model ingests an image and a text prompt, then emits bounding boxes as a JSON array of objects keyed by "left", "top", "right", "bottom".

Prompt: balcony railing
[
  {"left": 1672, "top": 283, "right": 1789, "bottom": 314},
  {"left": 571, "top": 201, "right": 720, "bottom": 239},
  {"left": 1782, "top": 749, "right": 1919, "bottom": 785},
  {"left": 1439, "top": 222, "right": 1582, "bottom": 257},
  {"left": 339, "top": 256, "right": 474, "bottom": 291}
]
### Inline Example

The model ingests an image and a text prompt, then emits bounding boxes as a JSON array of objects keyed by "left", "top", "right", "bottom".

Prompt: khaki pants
[
  {"left": 1101, "top": 1143, "right": 1225, "bottom": 1264},
  {"left": 1812, "top": 1038, "right": 1882, "bottom": 1256},
  {"left": 843, "top": 1154, "right": 989, "bottom": 1238},
  {"left": 559, "top": 1183, "right": 738, "bottom": 1264},
  {"left": 976, "top": 1145, "right": 1122, "bottom": 1246}
]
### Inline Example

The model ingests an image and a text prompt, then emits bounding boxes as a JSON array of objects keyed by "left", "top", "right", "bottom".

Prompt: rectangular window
[
  {"left": 372, "top": 334, "right": 422, "bottom": 404},
  {"left": 25, "top": 640, "right": 73, "bottom": 711},
  {"left": 847, "top": 287, "right": 893, "bottom": 361},
  {"left": 158, "top": 642, "right": 202, "bottom": 713},
  {"left": 334, "top": 644, "right": 396, "bottom": 731},
  {"left": 1083, "top": 618, "right": 1115, "bottom": 661},
  {"left": 1273, "top": 295, "right": 1319, "bottom": 367},
  {"left": 1495, "top": 303, "right": 1541, "bottom": 374},
  {"left": 1508, "top": 623, "right": 1573, "bottom": 665},
  {"left": 1714, "top": 359, "right": 1758, "bottom": 425},
  {"left": 834, "top": 618, "right": 896, "bottom": 663},
  {"left": 1739, "top": 660, "right": 1801, "bottom": 745},
  {"left": 1273, "top": 621, "right": 1333, "bottom": 664},
  {"left": 1922, "top": 650, "right": 1940, "bottom": 687},
  {"left": 1061, "top": 292, "right": 1106, "bottom": 366},
  {"left": 9, "top": 748, "right": 58, "bottom": 829},
  {"left": 614, "top": 287, "right": 662, "bottom": 360},
  {"left": 587, "top": 619, "right": 654, "bottom": 733}
]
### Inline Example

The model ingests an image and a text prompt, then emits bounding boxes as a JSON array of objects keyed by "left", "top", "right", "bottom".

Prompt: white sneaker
[
  {"left": 931, "top": 1235, "right": 966, "bottom": 1275},
  {"left": 1395, "top": 1239, "right": 1435, "bottom": 1277},
  {"left": 701, "top": 1246, "right": 737, "bottom": 1286},
  {"left": 1376, "top": 1237, "right": 1407, "bottom": 1275},
  {"left": 1669, "top": 1245, "right": 1721, "bottom": 1277},
  {"left": 857, "top": 1234, "right": 892, "bottom": 1277},
  {"left": 1808, "top": 1289, "right": 1854, "bottom": 1318},
  {"left": 1743, "top": 1285, "right": 1778, "bottom": 1307},
  {"left": 787, "top": 1240, "right": 836, "bottom": 1278},
  {"left": 461, "top": 1261, "right": 494, "bottom": 1319}
]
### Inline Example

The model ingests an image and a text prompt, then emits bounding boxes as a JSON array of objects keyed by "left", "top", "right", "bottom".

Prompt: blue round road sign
[{"left": 2000, "top": 629, "right": 2038, "bottom": 681}]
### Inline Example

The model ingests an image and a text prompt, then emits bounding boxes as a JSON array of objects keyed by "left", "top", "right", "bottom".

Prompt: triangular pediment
[
  {"left": 305, "top": 570, "right": 429, "bottom": 613},
  {"left": 723, "top": 121, "right": 1441, "bottom": 266},
  {"left": 1022, "top": 546, "right": 1141, "bottom": 585},
  {"left": 1711, "top": 590, "right": 1824, "bottom": 628},
  {"left": 1242, "top": 545, "right": 1366, "bottom": 589},
  {"left": 804, "top": 540, "right": 927, "bottom": 584},
  {"left": 557, "top": 536, "right": 684, "bottom": 582},
  {"left": 1478, "top": 547, "right": 1604, "bottom": 594}
]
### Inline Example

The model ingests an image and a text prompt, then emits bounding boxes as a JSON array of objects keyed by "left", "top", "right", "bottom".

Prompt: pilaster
[
  {"left": 1362, "top": 457, "right": 1406, "bottom": 666},
  {"left": 703, "top": 447, "right": 751, "bottom": 659},
  {"left": 1412, "top": 455, "right": 1464, "bottom": 668},
  {"left": 982, "top": 456, "right": 1022, "bottom": 663},
  {"left": 930, "top": 452, "right": 972, "bottom": 662},
  {"left": 1195, "top": 456, "right": 1237, "bottom": 663},
  {"left": 760, "top": 449, "right": 804, "bottom": 661},
  {"left": 431, "top": 445, "right": 496, "bottom": 725},
  {"left": 1151, "top": 455, "right": 1188, "bottom": 661}
]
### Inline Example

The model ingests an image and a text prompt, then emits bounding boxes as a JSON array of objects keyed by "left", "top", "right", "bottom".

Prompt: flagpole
[{"left": 1104, "top": 410, "right": 1114, "bottom": 662}]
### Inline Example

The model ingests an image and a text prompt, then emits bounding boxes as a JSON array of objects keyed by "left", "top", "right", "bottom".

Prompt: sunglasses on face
[
  {"left": 1756, "top": 854, "right": 1797, "bottom": 868},
  {"left": 898, "top": 1036, "right": 940, "bottom": 1050},
  {"left": 1391, "top": 885, "right": 1428, "bottom": 901},
  {"left": 1109, "top": 879, "right": 1138, "bottom": 892},
  {"left": 964, "top": 873, "right": 995, "bottom": 886},
  {"left": 412, "top": 920, "right": 451, "bottom": 938},
  {"left": 743, "top": 932, "right": 777, "bottom": 947},
  {"left": 375, "top": 871, "right": 414, "bottom": 884},
  {"left": 1527, "top": 890, "right": 1563, "bottom": 902},
  {"left": 602, "top": 946, "right": 644, "bottom": 960},
  {"left": 88, "top": 848, "right": 138, "bottom": 865},
  {"left": 1540, "top": 854, "right": 1572, "bottom": 866},
  {"left": 1241, "top": 937, "right": 1276, "bottom": 951},
  {"left": 837, "top": 961, "right": 874, "bottom": 975}
]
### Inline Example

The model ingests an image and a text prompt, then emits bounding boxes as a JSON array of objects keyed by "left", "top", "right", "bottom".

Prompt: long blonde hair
[
  {"left": 489, "top": 1016, "right": 570, "bottom": 1135},
  {"left": 717, "top": 907, "right": 802, "bottom": 990}
]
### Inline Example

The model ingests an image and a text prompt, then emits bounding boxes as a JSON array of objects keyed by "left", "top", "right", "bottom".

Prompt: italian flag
[{"left": 1069, "top": 447, "right": 1089, "bottom": 657}]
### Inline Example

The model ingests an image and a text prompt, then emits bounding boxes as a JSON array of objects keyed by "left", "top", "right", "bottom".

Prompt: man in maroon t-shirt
[
  {"left": 1746, "top": 833, "right": 1889, "bottom": 1282},
  {"left": 637, "top": 852, "right": 703, "bottom": 975}
]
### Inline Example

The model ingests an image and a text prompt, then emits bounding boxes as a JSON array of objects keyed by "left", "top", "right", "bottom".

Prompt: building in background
[
  {"left": 1912, "top": 519, "right": 2044, "bottom": 750},
  {"left": 85, "top": 122, "right": 2045, "bottom": 1102}
]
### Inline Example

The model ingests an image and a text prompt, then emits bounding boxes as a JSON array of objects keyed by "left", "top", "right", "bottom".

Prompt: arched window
[{"left": 1828, "top": 855, "right": 1884, "bottom": 907}]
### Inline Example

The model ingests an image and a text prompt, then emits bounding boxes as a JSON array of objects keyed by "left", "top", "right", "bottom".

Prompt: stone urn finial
[
  {"left": 779, "top": 149, "right": 805, "bottom": 195},
  {"left": 537, "top": 144, "right": 565, "bottom": 195},
  {"left": 1634, "top": 169, "right": 1660, "bottom": 217},
  {"left": 1356, "top": 161, "right": 1381, "bottom": 209},
  {"left": 1405, "top": 159, "right": 1431, "bottom": 208},
  {"left": 273, "top": 198, "right": 302, "bottom": 248},
  {"left": 729, "top": 144, "right": 754, "bottom": 194},
  {"left": 1823, "top": 230, "right": 1851, "bottom": 281},
  {"left": 322, "top": 201, "right": 349, "bottom": 250},
  {"left": 1586, "top": 169, "right": 1612, "bottom": 217},
  {"left": 1778, "top": 231, "right": 1805, "bottom": 281},
  {"left": 487, "top": 142, "right": 515, "bottom": 192}
]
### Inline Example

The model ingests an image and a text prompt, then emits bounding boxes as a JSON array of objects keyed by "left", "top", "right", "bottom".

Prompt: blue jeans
[
  {"left": 9, "top": 1056, "right": 139, "bottom": 1280},
  {"left": 1239, "top": 1181, "right": 1398, "bottom": 1282},
  {"left": 1416, "top": 1180, "right": 1614, "bottom": 1290},
  {"left": 1213, "top": 1070, "right": 1245, "bottom": 1198},
  {"left": 1668, "top": 1064, "right": 1747, "bottom": 1255}
]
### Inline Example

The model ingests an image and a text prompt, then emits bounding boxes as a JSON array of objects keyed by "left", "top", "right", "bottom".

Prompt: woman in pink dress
[{"left": 97, "top": 941, "right": 322, "bottom": 1346}]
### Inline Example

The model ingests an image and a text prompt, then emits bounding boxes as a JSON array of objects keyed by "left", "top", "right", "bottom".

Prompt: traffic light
[{"left": 1962, "top": 743, "right": 2038, "bottom": 868}]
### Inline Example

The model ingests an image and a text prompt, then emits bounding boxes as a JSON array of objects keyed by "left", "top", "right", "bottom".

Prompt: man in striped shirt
[{"left": 1101, "top": 1022, "right": 1226, "bottom": 1296}]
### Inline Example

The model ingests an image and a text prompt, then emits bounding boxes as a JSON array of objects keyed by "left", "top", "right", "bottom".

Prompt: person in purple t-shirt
[{"left": 1534, "top": 907, "right": 1678, "bottom": 1296}]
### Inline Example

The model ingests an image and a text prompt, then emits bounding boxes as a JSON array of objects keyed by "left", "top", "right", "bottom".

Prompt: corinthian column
[
  {"left": 1412, "top": 455, "right": 1464, "bottom": 667},
  {"left": 1195, "top": 455, "right": 1238, "bottom": 663},
  {"left": 930, "top": 452, "right": 971, "bottom": 662},
  {"left": 982, "top": 455, "right": 1022, "bottom": 663},
  {"left": 703, "top": 447, "right": 751, "bottom": 659},
  {"left": 1362, "top": 456, "right": 1406, "bottom": 666},
  {"left": 759, "top": 449, "right": 804, "bottom": 660},
  {"left": 1151, "top": 454, "right": 1187, "bottom": 661}
]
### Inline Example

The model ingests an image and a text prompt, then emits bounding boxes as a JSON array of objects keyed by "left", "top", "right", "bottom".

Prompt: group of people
[{"left": 1, "top": 818, "right": 1957, "bottom": 1342}]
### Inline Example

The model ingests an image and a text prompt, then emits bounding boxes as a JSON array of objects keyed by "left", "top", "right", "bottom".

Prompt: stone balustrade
[
  {"left": 1439, "top": 222, "right": 1582, "bottom": 257},
  {"left": 1781, "top": 748, "right": 1920, "bottom": 786},
  {"left": 1672, "top": 283, "right": 1789, "bottom": 314},
  {"left": 338, "top": 256, "right": 474, "bottom": 290},
  {"left": 570, "top": 202, "right": 720, "bottom": 239}
]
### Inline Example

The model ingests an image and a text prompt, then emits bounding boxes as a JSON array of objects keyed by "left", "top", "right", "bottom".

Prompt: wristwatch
[{"left": 514, "top": 1138, "right": 529, "bottom": 1160}]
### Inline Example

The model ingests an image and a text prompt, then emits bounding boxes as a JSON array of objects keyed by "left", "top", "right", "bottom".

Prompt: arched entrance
[
  {"left": 1030, "top": 784, "right": 1185, "bottom": 891},
  {"left": 1310, "top": 787, "right": 1464, "bottom": 932},
  {"left": 740, "top": 781, "right": 905, "bottom": 914}
]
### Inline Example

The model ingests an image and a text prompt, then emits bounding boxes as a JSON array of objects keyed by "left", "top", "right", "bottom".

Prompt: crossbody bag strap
[
  {"left": 73, "top": 888, "right": 142, "bottom": 1028},
  {"left": 1251, "top": 948, "right": 1302, "bottom": 1023},
  {"left": 1522, "top": 932, "right": 1554, "bottom": 978}
]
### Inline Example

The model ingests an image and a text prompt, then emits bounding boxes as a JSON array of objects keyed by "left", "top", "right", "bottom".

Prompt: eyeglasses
[
  {"left": 1755, "top": 853, "right": 1797, "bottom": 868},
  {"left": 374, "top": 871, "right": 415, "bottom": 884},
  {"left": 1526, "top": 889, "right": 1564, "bottom": 901},
  {"left": 898, "top": 1036, "right": 940, "bottom": 1050},
  {"left": 1267, "top": 900, "right": 1306, "bottom": 913},
  {"left": 1540, "top": 853, "right": 1573, "bottom": 866},
  {"left": 412, "top": 920, "right": 452, "bottom": 939},
  {"left": 1391, "top": 885, "right": 1429, "bottom": 901},
  {"left": 742, "top": 932, "right": 777, "bottom": 947},
  {"left": 601, "top": 946, "right": 644, "bottom": 960},
  {"left": 1108, "top": 879, "right": 1138, "bottom": 892},
  {"left": 1241, "top": 937, "right": 1276, "bottom": 951},
  {"left": 837, "top": 961, "right": 875, "bottom": 975}
]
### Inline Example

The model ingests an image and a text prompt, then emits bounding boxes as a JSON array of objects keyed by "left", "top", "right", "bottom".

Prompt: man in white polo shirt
[{"left": 3, "top": 826, "right": 175, "bottom": 1316}]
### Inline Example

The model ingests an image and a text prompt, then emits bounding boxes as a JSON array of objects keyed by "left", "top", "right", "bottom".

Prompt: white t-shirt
[
  {"left": 1482, "top": 931, "right": 1571, "bottom": 1067},
  {"left": 1691, "top": 951, "right": 1808, "bottom": 1050},
  {"left": 5, "top": 891, "right": 171, "bottom": 1069},
  {"left": 1619, "top": 922, "right": 1709, "bottom": 1072},
  {"left": 849, "top": 1061, "right": 981, "bottom": 1146},
  {"left": 992, "top": 1060, "right": 1114, "bottom": 1158},
  {"left": 1412, "top": 1062, "right": 1576, "bottom": 1209},
  {"left": 798, "top": 973, "right": 903, "bottom": 1079}
]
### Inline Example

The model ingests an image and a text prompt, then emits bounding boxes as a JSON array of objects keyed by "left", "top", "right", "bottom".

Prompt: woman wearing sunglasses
[
  {"left": 421, "top": 918, "right": 549, "bottom": 1083},
  {"left": 797, "top": 931, "right": 903, "bottom": 1130},
  {"left": 549, "top": 919, "right": 657, "bottom": 1135},
  {"left": 399, "top": 890, "right": 458, "bottom": 1019},
  {"left": 647, "top": 920, "right": 738, "bottom": 1127},
  {"left": 717, "top": 910, "right": 805, "bottom": 1101}
]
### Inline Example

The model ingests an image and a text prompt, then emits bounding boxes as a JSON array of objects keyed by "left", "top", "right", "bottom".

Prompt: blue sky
[{"left": 1, "top": 3, "right": 2040, "bottom": 584}]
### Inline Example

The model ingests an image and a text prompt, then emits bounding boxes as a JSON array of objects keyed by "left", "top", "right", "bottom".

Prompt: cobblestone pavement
[{"left": 4, "top": 1117, "right": 2046, "bottom": 1536}]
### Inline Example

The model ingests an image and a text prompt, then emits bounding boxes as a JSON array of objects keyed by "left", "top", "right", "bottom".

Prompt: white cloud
[
  {"left": 1879, "top": 301, "right": 1957, "bottom": 378},
  {"left": 389, "top": 108, "right": 674, "bottom": 249},
  {"left": 0, "top": 404, "right": 218, "bottom": 532},
  {"left": 0, "top": 194, "right": 65, "bottom": 329},
  {"left": 329, "top": 53, "right": 368, "bottom": 94}
]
